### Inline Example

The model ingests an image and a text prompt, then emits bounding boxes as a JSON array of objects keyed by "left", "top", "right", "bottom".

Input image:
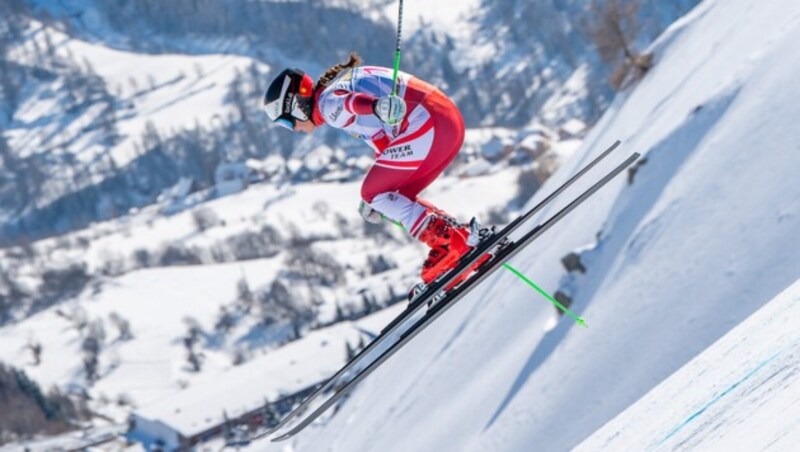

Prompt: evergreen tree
[{"left": 0, "top": 362, "right": 87, "bottom": 441}]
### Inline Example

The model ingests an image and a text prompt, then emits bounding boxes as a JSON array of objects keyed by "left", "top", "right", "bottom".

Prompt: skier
[{"left": 263, "top": 53, "right": 487, "bottom": 286}]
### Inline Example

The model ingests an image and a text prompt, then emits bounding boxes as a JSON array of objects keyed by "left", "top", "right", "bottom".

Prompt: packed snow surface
[
  {"left": 290, "top": 0, "right": 800, "bottom": 451},
  {"left": 578, "top": 277, "right": 800, "bottom": 451}
]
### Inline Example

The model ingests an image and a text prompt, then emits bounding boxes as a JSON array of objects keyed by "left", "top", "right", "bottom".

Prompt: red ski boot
[{"left": 415, "top": 214, "right": 491, "bottom": 290}]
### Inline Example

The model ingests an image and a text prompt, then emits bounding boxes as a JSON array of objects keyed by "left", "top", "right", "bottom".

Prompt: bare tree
[
  {"left": 231, "top": 347, "right": 247, "bottom": 366},
  {"left": 183, "top": 317, "right": 205, "bottom": 372},
  {"left": 367, "top": 255, "right": 396, "bottom": 275},
  {"left": 360, "top": 291, "right": 377, "bottom": 315},
  {"left": 159, "top": 243, "right": 203, "bottom": 266},
  {"left": 334, "top": 213, "right": 355, "bottom": 239},
  {"left": 192, "top": 207, "right": 220, "bottom": 232},
  {"left": 224, "top": 225, "right": 282, "bottom": 261},
  {"left": 82, "top": 320, "right": 106, "bottom": 383},
  {"left": 236, "top": 276, "right": 254, "bottom": 314},
  {"left": 334, "top": 302, "right": 347, "bottom": 322},
  {"left": 39, "top": 263, "right": 91, "bottom": 305},
  {"left": 258, "top": 280, "right": 315, "bottom": 340},
  {"left": 61, "top": 304, "right": 89, "bottom": 337},
  {"left": 362, "top": 219, "right": 395, "bottom": 245},
  {"left": 284, "top": 234, "right": 344, "bottom": 288},
  {"left": 133, "top": 248, "right": 152, "bottom": 268},
  {"left": 588, "top": 0, "right": 653, "bottom": 90},
  {"left": 26, "top": 340, "right": 42, "bottom": 366},
  {"left": 109, "top": 312, "right": 133, "bottom": 341},
  {"left": 237, "top": 277, "right": 253, "bottom": 302},
  {"left": 514, "top": 166, "right": 542, "bottom": 208},
  {"left": 214, "top": 306, "right": 236, "bottom": 334}
]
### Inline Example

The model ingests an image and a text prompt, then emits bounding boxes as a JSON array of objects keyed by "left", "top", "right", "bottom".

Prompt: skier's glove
[
  {"left": 358, "top": 200, "right": 383, "bottom": 224},
  {"left": 373, "top": 95, "right": 407, "bottom": 126}
]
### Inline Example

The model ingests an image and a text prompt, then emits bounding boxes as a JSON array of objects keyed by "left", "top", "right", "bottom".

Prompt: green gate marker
[
  {"left": 501, "top": 263, "right": 587, "bottom": 328},
  {"left": 383, "top": 215, "right": 587, "bottom": 327}
]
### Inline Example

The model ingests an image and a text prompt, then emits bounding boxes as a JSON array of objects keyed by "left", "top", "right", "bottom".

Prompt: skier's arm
[
  {"left": 345, "top": 91, "right": 378, "bottom": 115},
  {"left": 318, "top": 89, "right": 376, "bottom": 127},
  {"left": 318, "top": 89, "right": 406, "bottom": 126},
  {"left": 345, "top": 92, "right": 407, "bottom": 125}
]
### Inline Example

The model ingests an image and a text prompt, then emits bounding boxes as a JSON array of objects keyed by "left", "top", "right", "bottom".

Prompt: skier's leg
[
  {"left": 361, "top": 166, "right": 426, "bottom": 229},
  {"left": 364, "top": 174, "right": 476, "bottom": 285},
  {"left": 396, "top": 91, "right": 464, "bottom": 201},
  {"left": 360, "top": 90, "right": 441, "bottom": 212},
  {"left": 361, "top": 91, "right": 480, "bottom": 283},
  {"left": 361, "top": 89, "right": 464, "bottom": 225}
]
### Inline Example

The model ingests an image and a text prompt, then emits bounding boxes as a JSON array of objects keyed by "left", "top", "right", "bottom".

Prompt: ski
[
  {"left": 251, "top": 140, "right": 623, "bottom": 442},
  {"left": 383, "top": 139, "right": 623, "bottom": 332},
  {"left": 270, "top": 149, "right": 640, "bottom": 442}
]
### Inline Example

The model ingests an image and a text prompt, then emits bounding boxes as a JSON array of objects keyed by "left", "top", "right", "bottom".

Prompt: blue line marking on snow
[
  {"left": 656, "top": 337, "right": 800, "bottom": 448},
  {"left": 656, "top": 351, "right": 780, "bottom": 446}
]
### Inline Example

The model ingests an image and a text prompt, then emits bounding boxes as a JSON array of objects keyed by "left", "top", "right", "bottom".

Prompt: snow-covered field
[
  {"left": 0, "top": 162, "right": 522, "bottom": 411},
  {"left": 4, "top": 0, "right": 800, "bottom": 450},
  {"left": 5, "top": 20, "right": 265, "bottom": 198},
  {"left": 133, "top": 303, "right": 406, "bottom": 444}
]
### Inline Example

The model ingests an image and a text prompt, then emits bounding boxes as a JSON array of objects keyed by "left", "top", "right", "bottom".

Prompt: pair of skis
[{"left": 243, "top": 140, "right": 635, "bottom": 443}]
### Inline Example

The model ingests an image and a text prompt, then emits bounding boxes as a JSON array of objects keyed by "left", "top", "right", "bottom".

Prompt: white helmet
[{"left": 263, "top": 68, "right": 315, "bottom": 130}]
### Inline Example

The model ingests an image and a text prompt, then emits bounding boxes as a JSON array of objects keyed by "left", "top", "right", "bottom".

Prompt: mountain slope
[
  {"left": 0, "top": 158, "right": 523, "bottom": 429},
  {"left": 0, "top": 0, "right": 699, "bottom": 243},
  {"left": 293, "top": 0, "right": 800, "bottom": 450}
]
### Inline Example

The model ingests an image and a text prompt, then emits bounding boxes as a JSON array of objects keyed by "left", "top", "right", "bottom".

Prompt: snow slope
[
  {"left": 0, "top": 259, "right": 281, "bottom": 406},
  {"left": 133, "top": 303, "right": 406, "bottom": 440},
  {"left": 290, "top": 0, "right": 800, "bottom": 451},
  {"left": 0, "top": 158, "right": 522, "bottom": 425},
  {"left": 6, "top": 20, "right": 264, "bottom": 181},
  {"left": 577, "top": 277, "right": 800, "bottom": 451}
]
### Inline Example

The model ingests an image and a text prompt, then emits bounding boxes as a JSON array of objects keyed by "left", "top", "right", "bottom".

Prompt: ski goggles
[{"left": 274, "top": 117, "right": 295, "bottom": 130}]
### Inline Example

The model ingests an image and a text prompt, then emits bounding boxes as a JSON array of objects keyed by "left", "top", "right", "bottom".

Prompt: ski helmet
[{"left": 263, "top": 68, "right": 315, "bottom": 130}]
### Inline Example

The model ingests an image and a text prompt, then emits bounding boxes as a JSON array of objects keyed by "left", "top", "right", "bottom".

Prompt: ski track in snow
[{"left": 579, "top": 280, "right": 800, "bottom": 452}]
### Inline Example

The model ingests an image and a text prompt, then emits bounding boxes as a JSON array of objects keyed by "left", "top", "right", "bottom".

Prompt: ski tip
[
  {"left": 577, "top": 317, "right": 588, "bottom": 328},
  {"left": 271, "top": 433, "right": 292, "bottom": 442}
]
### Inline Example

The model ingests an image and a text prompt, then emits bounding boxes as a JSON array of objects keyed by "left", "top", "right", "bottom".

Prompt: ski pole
[
  {"left": 501, "top": 263, "right": 587, "bottom": 328},
  {"left": 391, "top": 0, "right": 404, "bottom": 96}
]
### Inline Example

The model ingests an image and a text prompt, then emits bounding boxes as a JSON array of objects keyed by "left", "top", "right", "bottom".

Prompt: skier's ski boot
[
  {"left": 417, "top": 215, "right": 493, "bottom": 291},
  {"left": 406, "top": 216, "right": 498, "bottom": 308},
  {"left": 441, "top": 219, "right": 496, "bottom": 290}
]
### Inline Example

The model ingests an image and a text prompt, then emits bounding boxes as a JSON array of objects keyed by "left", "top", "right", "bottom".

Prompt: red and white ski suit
[{"left": 312, "top": 66, "right": 464, "bottom": 237}]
